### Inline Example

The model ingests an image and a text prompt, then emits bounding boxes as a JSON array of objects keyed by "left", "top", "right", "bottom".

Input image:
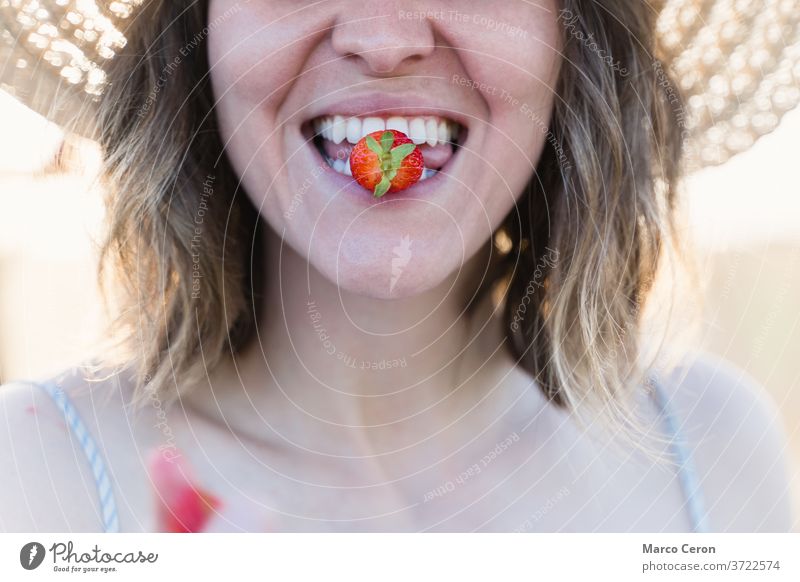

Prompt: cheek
[
  {"left": 207, "top": 2, "right": 333, "bottom": 111},
  {"left": 455, "top": 1, "right": 562, "bottom": 99},
  {"left": 207, "top": 6, "right": 290, "bottom": 129},
  {"left": 449, "top": 3, "right": 562, "bottom": 201},
  {"left": 206, "top": 3, "right": 322, "bottom": 216}
]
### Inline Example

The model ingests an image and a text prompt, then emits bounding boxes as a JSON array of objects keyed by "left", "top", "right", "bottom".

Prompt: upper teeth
[{"left": 313, "top": 115, "right": 459, "bottom": 147}]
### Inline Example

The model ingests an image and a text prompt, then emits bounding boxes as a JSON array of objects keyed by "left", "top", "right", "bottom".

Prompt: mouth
[{"left": 302, "top": 114, "right": 467, "bottom": 182}]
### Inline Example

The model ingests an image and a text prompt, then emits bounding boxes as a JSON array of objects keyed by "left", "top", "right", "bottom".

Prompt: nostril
[
  {"left": 364, "top": 45, "right": 431, "bottom": 74},
  {"left": 342, "top": 45, "right": 432, "bottom": 76}
]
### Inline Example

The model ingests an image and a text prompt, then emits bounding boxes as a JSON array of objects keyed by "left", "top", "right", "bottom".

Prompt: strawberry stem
[
  {"left": 374, "top": 175, "right": 391, "bottom": 197},
  {"left": 369, "top": 131, "right": 419, "bottom": 198}
]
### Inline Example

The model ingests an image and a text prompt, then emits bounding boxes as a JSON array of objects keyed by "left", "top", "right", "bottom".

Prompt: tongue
[{"left": 321, "top": 140, "right": 454, "bottom": 170}]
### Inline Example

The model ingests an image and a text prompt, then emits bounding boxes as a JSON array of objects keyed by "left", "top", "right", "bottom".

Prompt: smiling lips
[{"left": 312, "top": 115, "right": 464, "bottom": 181}]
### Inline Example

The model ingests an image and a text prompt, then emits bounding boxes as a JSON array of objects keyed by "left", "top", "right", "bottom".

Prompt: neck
[{"left": 192, "top": 227, "right": 512, "bottom": 454}]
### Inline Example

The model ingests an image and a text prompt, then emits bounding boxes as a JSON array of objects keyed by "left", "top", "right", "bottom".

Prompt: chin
[{"left": 305, "top": 223, "right": 469, "bottom": 300}]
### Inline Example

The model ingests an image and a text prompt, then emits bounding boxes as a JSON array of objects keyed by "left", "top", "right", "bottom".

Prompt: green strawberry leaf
[
  {"left": 365, "top": 135, "right": 383, "bottom": 156},
  {"left": 390, "top": 143, "right": 416, "bottom": 166},
  {"left": 373, "top": 175, "right": 391, "bottom": 198},
  {"left": 380, "top": 131, "right": 394, "bottom": 152}
]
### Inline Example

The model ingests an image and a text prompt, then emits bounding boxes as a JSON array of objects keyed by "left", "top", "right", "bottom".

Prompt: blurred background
[{"left": 0, "top": 89, "right": 798, "bottom": 510}]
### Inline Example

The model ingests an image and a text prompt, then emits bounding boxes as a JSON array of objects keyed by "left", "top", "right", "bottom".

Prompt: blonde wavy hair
[{"left": 93, "top": 0, "right": 685, "bottom": 438}]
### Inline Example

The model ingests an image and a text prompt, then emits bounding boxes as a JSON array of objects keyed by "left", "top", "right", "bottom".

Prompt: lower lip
[{"left": 302, "top": 134, "right": 464, "bottom": 206}]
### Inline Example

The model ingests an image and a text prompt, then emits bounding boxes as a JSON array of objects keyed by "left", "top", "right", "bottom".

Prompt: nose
[{"left": 331, "top": 6, "right": 436, "bottom": 75}]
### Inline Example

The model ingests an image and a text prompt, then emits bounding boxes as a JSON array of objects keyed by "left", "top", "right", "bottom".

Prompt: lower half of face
[{"left": 208, "top": 0, "right": 561, "bottom": 298}]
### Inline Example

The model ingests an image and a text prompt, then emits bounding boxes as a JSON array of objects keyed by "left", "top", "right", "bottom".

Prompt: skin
[
  {"left": 207, "top": 0, "right": 560, "bottom": 298},
  {"left": 0, "top": 1, "right": 795, "bottom": 532}
]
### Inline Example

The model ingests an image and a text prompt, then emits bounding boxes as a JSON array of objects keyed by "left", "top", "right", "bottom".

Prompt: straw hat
[{"left": 1, "top": 0, "right": 798, "bottom": 168}]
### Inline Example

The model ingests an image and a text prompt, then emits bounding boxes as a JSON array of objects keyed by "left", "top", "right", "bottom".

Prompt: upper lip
[{"left": 303, "top": 92, "right": 472, "bottom": 130}]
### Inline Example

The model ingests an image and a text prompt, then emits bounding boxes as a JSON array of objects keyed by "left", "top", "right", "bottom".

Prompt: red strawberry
[
  {"left": 147, "top": 449, "right": 220, "bottom": 533},
  {"left": 349, "top": 129, "right": 424, "bottom": 197}
]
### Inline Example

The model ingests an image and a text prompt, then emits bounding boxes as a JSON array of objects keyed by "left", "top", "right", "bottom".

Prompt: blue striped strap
[
  {"left": 35, "top": 381, "right": 120, "bottom": 533},
  {"left": 649, "top": 373, "right": 711, "bottom": 533}
]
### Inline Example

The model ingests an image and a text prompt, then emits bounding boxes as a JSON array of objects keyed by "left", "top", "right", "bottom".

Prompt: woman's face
[{"left": 208, "top": 0, "right": 561, "bottom": 298}]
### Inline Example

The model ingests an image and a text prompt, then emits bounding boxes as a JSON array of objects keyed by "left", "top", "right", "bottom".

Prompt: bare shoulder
[
  {"left": 0, "top": 366, "right": 154, "bottom": 532},
  {"left": 660, "top": 350, "right": 796, "bottom": 532}
]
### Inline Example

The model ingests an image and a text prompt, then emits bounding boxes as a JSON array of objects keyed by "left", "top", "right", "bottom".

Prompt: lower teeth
[
  {"left": 324, "top": 155, "right": 351, "bottom": 175},
  {"left": 324, "top": 155, "right": 437, "bottom": 181}
]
